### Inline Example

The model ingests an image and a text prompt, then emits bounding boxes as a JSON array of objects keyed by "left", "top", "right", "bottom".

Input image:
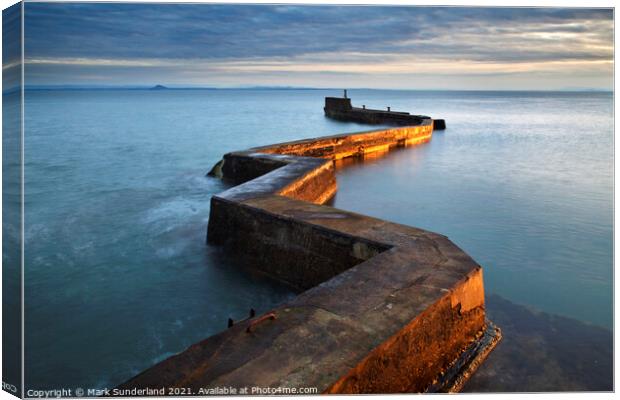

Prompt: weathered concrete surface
[{"left": 119, "top": 122, "right": 498, "bottom": 394}]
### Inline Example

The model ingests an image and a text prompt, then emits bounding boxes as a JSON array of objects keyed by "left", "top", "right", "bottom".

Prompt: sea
[{"left": 15, "top": 89, "right": 613, "bottom": 391}]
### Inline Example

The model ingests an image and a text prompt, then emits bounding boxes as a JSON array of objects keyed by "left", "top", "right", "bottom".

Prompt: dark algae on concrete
[{"left": 118, "top": 99, "right": 498, "bottom": 394}]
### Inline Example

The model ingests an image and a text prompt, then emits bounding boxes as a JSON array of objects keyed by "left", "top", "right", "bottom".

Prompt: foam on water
[{"left": 19, "top": 89, "right": 612, "bottom": 391}]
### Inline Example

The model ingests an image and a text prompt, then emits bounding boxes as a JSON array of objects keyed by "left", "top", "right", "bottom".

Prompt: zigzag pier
[{"left": 118, "top": 116, "right": 500, "bottom": 394}]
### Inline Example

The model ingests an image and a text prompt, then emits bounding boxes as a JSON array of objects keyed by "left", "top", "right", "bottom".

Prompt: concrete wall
[{"left": 119, "top": 121, "right": 499, "bottom": 394}]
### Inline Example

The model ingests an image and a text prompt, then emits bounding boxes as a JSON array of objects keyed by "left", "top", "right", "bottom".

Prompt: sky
[{"left": 16, "top": 3, "right": 615, "bottom": 90}]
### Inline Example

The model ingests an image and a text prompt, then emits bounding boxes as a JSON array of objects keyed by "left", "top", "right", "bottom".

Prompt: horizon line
[{"left": 6, "top": 85, "right": 613, "bottom": 94}]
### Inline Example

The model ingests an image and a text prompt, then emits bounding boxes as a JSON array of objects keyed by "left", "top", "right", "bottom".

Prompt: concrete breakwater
[
  {"left": 118, "top": 120, "right": 500, "bottom": 393},
  {"left": 323, "top": 93, "right": 447, "bottom": 130}
]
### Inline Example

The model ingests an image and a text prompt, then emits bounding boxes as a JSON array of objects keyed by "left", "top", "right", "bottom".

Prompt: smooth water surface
[
  {"left": 22, "top": 89, "right": 612, "bottom": 391},
  {"left": 22, "top": 89, "right": 386, "bottom": 389},
  {"left": 330, "top": 90, "right": 614, "bottom": 391},
  {"left": 331, "top": 90, "right": 613, "bottom": 329}
]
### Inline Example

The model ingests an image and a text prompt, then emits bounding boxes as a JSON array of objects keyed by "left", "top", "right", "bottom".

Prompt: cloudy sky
[{"left": 22, "top": 3, "right": 614, "bottom": 90}]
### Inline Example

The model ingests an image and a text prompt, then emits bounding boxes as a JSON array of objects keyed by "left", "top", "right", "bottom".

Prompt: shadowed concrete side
[
  {"left": 322, "top": 95, "right": 447, "bottom": 130},
  {"left": 118, "top": 121, "right": 499, "bottom": 394}
]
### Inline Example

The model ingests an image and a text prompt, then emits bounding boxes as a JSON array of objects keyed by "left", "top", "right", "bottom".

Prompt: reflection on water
[
  {"left": 22, "top": 89, "right": 380, "bottom": 389},
  {"left": 330, "top": 90, "right": 612, "bottom": 392},
  {"left": 464, "top": 295, "right": 612, "bottom": 392},
  {"left": 333, "top": 149, "right": 614, "bottom": 392},
  {"left": 22, "top": 89, "right": 612, "bottom": 391},
  {"left": 331, "top": 92, "right": 612, "bottom": 329}
]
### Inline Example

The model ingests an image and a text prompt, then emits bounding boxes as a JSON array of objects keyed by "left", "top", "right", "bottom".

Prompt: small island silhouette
[{"left": 150, "top": 85, "right": 168, "bottom": 90}]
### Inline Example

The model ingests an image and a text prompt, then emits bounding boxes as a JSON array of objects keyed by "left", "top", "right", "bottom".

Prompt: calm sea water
[
  {"left": 330, "top": 90, "right": 613, "bottom": 328},
  {"left": 21, "top": 89, "right": 612, "bottom": 391}
]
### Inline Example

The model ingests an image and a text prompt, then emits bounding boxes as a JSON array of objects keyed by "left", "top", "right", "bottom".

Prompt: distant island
[{"left": 150, "top": 85, "right": 168, "bottom": 90}]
